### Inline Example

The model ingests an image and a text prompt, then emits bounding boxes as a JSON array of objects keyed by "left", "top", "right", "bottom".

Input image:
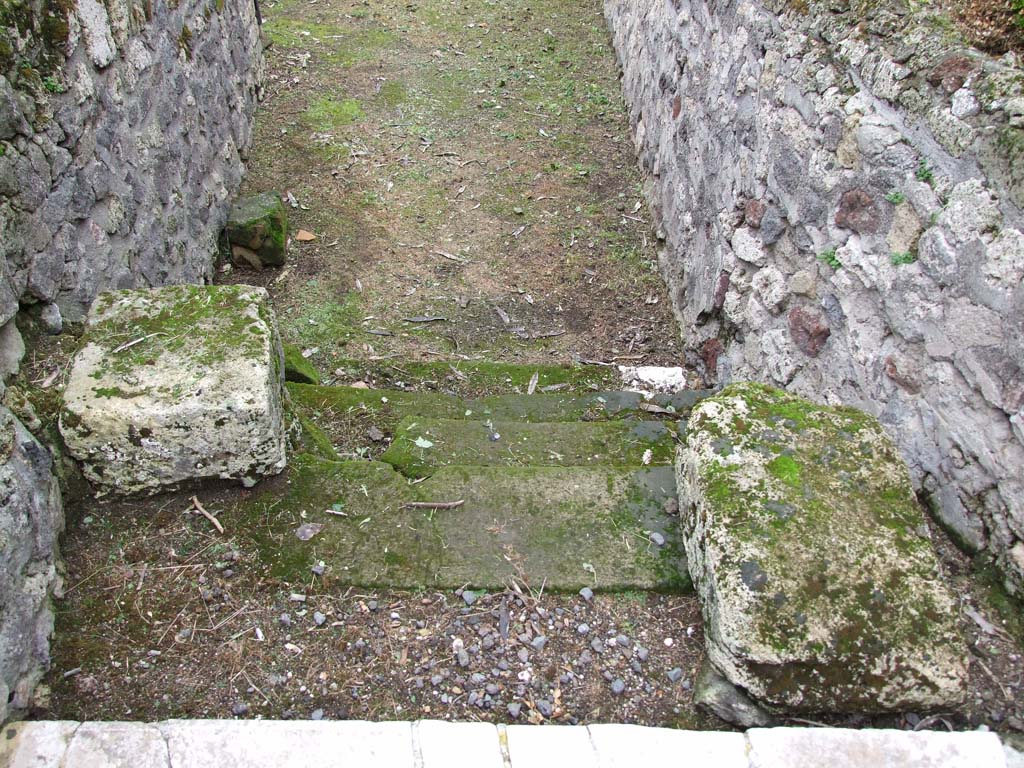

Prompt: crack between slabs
[{"left": 496, "top": 723, "right": 513, "bottom": 768}]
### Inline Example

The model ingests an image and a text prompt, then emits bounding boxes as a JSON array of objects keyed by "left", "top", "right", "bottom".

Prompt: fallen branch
[
  {"left": 402, "top": 500, "right": 465, "bottom": 510},
  {"left": 112, "top": 332, "right": 165, "bottom": 354},
  {"left": 403, "top": 316, "right": 449, "bottom": 323},
  {"left": 431, "top": 250, "right": 469, "bottom": 263},
  {"left": 191, "top": 496, "right": 225, "bottom": 534}
]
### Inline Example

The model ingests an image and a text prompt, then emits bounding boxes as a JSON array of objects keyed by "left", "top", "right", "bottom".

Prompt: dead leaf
[{"left": 295, "top": 230, "right": 317, "bottom": 242}]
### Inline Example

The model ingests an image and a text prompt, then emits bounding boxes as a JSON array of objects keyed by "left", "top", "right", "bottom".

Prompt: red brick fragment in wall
[{"left": 788, "top": 307, "right": 830, "bottom": 357}]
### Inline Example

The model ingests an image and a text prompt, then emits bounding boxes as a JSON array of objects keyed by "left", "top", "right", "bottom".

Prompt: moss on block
[
  {"left": 226, "top": 192, "right": 288, "bottom": 268},
  {"left": 381, "top": 417, "right": 675, "bottom": 477},
  {"left": 228, "top": 454, "right": 690, "bottom": 592},
  {"left": 678, "top": 382, "right": 968, "bottom": 714},
  {"left": 283, "top": 344, "right": 320, "bottom": 384},
  {"left": 59, "top": 285, "right": 287, "bottom": 496}
]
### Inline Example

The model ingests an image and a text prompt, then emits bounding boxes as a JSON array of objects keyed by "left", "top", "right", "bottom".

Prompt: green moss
[
  {"left": 766, "top": 454, "right": 801, "bottom": 488},
  {"left": 305, "top": 96, "right": 365, "bottom": 131},
  {"left": 83, "top": 285, "right": 268, "bottom": 379},
  {"left": 178, "top": 24, "right": 193, "bottom": 59},
  {"left": 379, "top": 416, "right": 674, "bottom": 478},
  {"left": 376, "top": 80, "right": 408, "bottom": 107},
  {"left": 282, "top": 343, "right": 320, "bottom": 384}
]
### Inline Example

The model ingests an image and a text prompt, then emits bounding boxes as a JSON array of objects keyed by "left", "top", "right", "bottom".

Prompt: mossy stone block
[
  {"left": 59, "top": 285, "right": 287, "bottom": 496},
  {"left": 678, "top": 382, "right": 967, "bottom": 714},
  {"left": 226, "top": 192, "right": 288, "bottom": 268},
  {"left": 283, "top": 344, "right": 320, "bottom": 384}
]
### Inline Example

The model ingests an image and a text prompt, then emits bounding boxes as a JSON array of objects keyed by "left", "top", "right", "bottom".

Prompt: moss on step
[
  {"left": 283, "top": 344, "right": 320, "bottom": 384},
  {"left": 381, "top": 416, "right": 675, "bottom": 477},
  {"left": 328, "top": 359, "right": 621, "bottom": 396},
  {"left": 287, "top": 383, "right": 708, "bottom": 460},
  {"left": 227, "top": 454, "right": 690, "bottom": 592}
]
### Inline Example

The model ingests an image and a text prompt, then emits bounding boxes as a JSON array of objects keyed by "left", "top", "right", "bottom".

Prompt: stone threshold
[{"left": 2, "top": 719, "right": 1016, "bottom": 767}]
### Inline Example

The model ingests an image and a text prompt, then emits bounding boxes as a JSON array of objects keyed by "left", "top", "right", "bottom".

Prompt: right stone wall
[{"left": 604, "top": 0, "right": 1024, "bottom": 593}]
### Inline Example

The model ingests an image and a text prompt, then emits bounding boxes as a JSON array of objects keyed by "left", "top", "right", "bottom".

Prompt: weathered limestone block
[
  {"left": 60, "top": 285, "right": 287, "bottom": 496},
  {"left": 677, "top": 383, "right": 968, "bottom": 714},
  {"left": 226, "top": 193, "right": 288, "bottom": 268},
  {"left": 0, "top": 406, "right": 64, "bottom": 724}
]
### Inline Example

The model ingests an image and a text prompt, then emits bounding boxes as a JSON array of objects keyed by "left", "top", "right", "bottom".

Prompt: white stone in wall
[
  {"left": 76, "top": 0, "right": 118, "bottom": 69},
  {"left": 60, "top": 285, "right": 287, "bottom": 496}
]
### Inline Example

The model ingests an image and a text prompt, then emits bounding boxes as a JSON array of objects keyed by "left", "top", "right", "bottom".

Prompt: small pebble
[
  {"left": 457, "top": 650, "right": 471, "bottom": 668},
  {"left": 508, "top": 702, "right": 522, "bottom": 718},
  {"left": 615, "top": 634, "right": 630, "bottom": 648},
  {"left": 667, "top": 668, "right": 684, "bottom": 683},
  {"left": 590, "top": 638, "right": 603, "bottom": 653},
  {"left": 313, "top": 611, "right": 326, "bottom": 626},
  {"left": 577, "top": 623, "right": 590, "bottom": 634},
  {"left": 537, "top": 699, "right": 553, "bottom": 717},
  {"left": 430, "top": 675, "right": 444, "bottom": 686},
  {"left": 311, "top": 708, "right": 324, "bottom": 721},
  {"left": 311, "top": 563, "right": 325, "bottom": 576},
  {"left": 231, "top": 702, "right": 248, "bottom": 716},
  {"left": 486, "top": 683, "right": 500, "bottom": 695},
  {"left": 517, "top": 648, "right": 530, "bottom": 663},
  {"left": 367, "top": 600, "right": 378, "bottom": 611},
  {"left": 649, "top": 531, "right": 665, "bottom": 546},
  {"left": 610, "top": 679, "right": 626, "bottom": 695},
  {"left": 531, "top": 635, "right": 547, "bottom": 651},
  {"left": 637, "top": 646, "right": 649, "bottom": 662},
  {"left": 463, "top": 590, "right": 478, "bottom": 606},
  {"left": 579, "top": 587, "right": 594, "bottom": 602},
  {"left": 279, "top": 613, "right": 291, "bottom": 627}
]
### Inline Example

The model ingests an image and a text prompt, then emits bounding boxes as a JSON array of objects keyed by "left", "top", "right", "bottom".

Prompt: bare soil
[{"left": 222, "top": 0, "right": 682, "bottom": 377}]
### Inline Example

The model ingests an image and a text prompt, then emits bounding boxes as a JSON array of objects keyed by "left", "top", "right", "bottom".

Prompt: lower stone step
[
  {"left": 1, "top": 720, "right": 1012, "bottom": 768},
  {"left": 224, "top": 454, "right": 689, "bottom": 591},
  {"left": 379, "top": 417, "right": 676, "bottom": 477}
]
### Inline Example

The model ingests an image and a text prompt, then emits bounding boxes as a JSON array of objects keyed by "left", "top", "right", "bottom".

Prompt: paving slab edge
[{"left": 0, "top": 720, "right": 1015, "bottom": 767}]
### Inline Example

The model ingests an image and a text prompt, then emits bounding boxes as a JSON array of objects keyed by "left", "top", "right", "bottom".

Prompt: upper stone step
[
  {"left": 289, "top": 382, "right": 709, "bottom": 423},
  {"left": 380, "top": 417, "right": 676, "bottom": 477},
  {"left": 224, "top": 454, "right": 689, "bottom": 592}
]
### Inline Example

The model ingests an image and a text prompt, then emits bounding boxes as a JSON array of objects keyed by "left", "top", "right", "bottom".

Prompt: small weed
[
  {"left": 885, "top": 190, "right": 906, "bottom": 204},
  {"left": 42, "top": 75, "right": 64, "bottom": 93},
  {"left": 915, "top": 159, "right": 935, "bottom": 185},
  {"left": 817, "top": 248, "right": 842, "bottom": 269},
  {"left": 890, "top": 251, "right": 917, "bottom": 266}
]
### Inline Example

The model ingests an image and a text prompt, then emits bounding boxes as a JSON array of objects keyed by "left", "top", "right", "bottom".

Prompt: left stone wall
[
  {"left": 0, "top": 0, "right": 264, "bottom": 330},
  {"left": 0, "top": 0, "right": 263, "bottom": 723}
]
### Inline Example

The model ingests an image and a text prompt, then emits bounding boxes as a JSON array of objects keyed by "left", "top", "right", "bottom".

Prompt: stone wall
[
  {"left": 604, "top": 0, "right": 1024, "bottom": 593},
  {"left": 0, "top": 405, "right": 63, "bottom": 724},
  {"left": 0, "top": 0, "right": 263, "bottom": 722},
  {"left": 0, "top": 0, "right": 264, "bottom": 332}
]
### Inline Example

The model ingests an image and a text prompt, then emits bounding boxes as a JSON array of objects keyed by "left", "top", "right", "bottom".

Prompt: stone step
[
  {"left": 327, "top": 358, "right": 625, "bottom": 395},
  {"left": 289, "top": 383, "right": 708, "bottom": 423},
  {"left": 227, "top": 454, "right": 689, "bottom": 592},
  {"left": 379, "top": 417, "right": 676, "bottom": 477},
  {"left": 1, "top": 720, "right": 1012, "bottom": 767},
  {"left": 288, "top": 383, "right": 707, "bottom": 460}
]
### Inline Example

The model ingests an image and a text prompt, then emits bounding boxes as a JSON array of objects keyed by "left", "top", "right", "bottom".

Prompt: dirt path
[{"left": 229, "top": 0, "right": 681, "bottom": 376}]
